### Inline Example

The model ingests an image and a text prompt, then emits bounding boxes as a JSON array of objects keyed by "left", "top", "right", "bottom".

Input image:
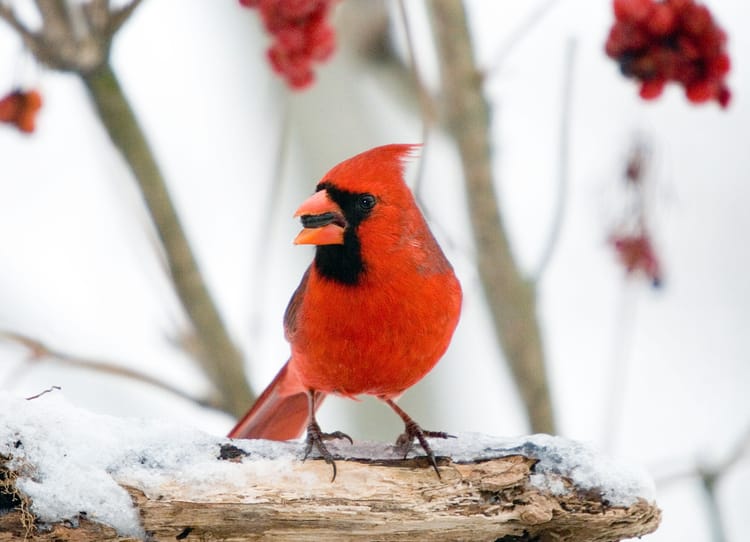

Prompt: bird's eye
[{"left": 357, "top": 194, "right": 376, "bottom": 211}]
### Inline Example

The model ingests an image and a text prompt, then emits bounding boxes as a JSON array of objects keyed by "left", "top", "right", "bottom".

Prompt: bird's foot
[
  {"left": 303, "top": 419, "right": 353, "bottom": 482},
  {"left": 394, "top": 419, "right": 455, "bottom": 479},
  {"left": 383, "top": 397, "right": 454, "bottom": 479}
]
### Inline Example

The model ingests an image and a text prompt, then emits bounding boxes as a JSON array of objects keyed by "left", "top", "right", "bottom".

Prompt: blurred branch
[
  {"left": 0, "top": 3, "right": 34, "bottom": 40},
  {"left": 699, "top": 467, "right": 728, "bottom": 542},
  {"left": 395, "top": 0, "right": 436, "bottom": 201},
  {"left": 533, "top": 37, "right": 576, "bottom": 281},
  {"left": 0, "top": 1, "right": 255, "bottom": 417},
  {"left": 109, "top": 0, "right": 143, "bottom": 34},
  {"left": 81, "top": 62, "right": 254, "bottom": 416},
  {"left": 427, "top": 0, "right": 555, "bottom": 434},
  {"left": 486, "top": 0, "right": 560, "bottom": 75},
  {"left": 655, "top": 424, "right": 750, "bottom": 542},
  {"left": 1, "top": 331, "right": 223, "bottom": 410},
  {"left": 655, "top": 428, "right": 750, "bottom": 486}
]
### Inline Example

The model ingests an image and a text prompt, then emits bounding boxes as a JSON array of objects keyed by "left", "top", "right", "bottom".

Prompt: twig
[
  {"left": 109, "top": 0, "right": 143, "bottom": 34},
  {"left": 24, "top": 385, "right": 61, "bottom": 400},
  {"left": 533, "top": 37, "right": 576, "bottom": 281},
  {"left": 82, "top": 0, "right": 109, "bottom": 34},
  {"left": 395, "top": 0, "right": 435, "bottom": 202},
  {"left": 715, "top": 424, "right": 750, "bottom": 473},
  {"left": 486, "top": 0, "right": 561, "bottom": 75},
  {"left": 427, "top": 0, "right": 555, "bottom": 434},
  {"left": 698, "top": 467, "right": 727, "bottom": 542},
  {"left": 0, "top": 3, "right": 34, "bottom": 41},
  {"left": 1, "top": 330, "right": 223, "bottom": 411},
  {"left": 694, "top": 427, "right": 749, "bottom": 542}
]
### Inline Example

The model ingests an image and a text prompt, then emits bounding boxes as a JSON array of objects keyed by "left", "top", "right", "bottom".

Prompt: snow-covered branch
[{"left": 1, "top": 393, "right": 660, "bottom": 541}]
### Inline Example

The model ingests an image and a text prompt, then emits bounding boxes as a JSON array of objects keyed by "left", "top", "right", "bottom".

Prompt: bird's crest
[{"left": 320, "top": 144, "right": 420, "bottom": 194}]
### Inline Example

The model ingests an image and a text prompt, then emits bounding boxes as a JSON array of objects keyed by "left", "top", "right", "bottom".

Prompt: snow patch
[
  {"left": 433, "top": 432, "right": 655, "bottom": 506},
  {"left": 0, "top": 391, "right": 295, "bottom": 537}
]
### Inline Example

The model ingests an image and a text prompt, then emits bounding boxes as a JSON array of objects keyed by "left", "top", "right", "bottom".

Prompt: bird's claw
[
  {"left": 303, "top": 421, "right": 353, "bottom": 482},
  {"left": 394, "top": 421, "right": 455, "bottom": 479}
]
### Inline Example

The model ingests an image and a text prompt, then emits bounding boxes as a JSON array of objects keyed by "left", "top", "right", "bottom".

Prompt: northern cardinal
[{"left": 229, "top": 144, "right": 462, "bottom": 478}]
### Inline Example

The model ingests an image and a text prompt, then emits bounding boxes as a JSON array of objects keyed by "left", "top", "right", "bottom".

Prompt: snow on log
[{"left": 1, "top": 392, "right": 660, "bottom": 541}]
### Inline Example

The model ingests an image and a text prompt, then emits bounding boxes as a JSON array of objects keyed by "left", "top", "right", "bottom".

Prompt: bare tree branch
[
  {"left": 80, "top": 63, "right": 254, "bottom": 416},
  {"left": 427, "top": 0, "right": 556, "bottom": 434},
  {"left": 1, "top": 330, "right": 223, "bottom": 411}
]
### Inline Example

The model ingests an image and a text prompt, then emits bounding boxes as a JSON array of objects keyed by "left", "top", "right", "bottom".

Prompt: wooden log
[{"left": 1, "top": 448, "right": 660, "bottom": 541}]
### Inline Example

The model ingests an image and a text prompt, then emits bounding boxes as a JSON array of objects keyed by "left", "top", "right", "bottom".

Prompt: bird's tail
[{"left": 227, "top": 361, "right": 325, "bottom": 440}]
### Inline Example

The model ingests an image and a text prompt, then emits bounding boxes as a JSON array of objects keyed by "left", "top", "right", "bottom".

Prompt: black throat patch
[{"left": 312, "top": 182, "right": 376, "bottom": 285}]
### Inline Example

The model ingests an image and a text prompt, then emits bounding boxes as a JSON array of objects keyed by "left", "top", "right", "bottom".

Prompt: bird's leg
[
  {"left": 383, "top": 397, "right": 455, "bottom": 479},
  {"left": 303, "top": 390, "right": 353, "bottom": 482}
]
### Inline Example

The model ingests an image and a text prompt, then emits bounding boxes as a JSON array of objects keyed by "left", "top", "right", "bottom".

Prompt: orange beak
[{"left": 293, "top": 189, "right": 346, "bottom": 245}]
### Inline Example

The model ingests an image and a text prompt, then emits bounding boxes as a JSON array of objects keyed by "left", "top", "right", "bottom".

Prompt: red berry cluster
[
  {"left": 240, "top": 0, "right": 337, "bottom": 90},
  {"left": 605, "top": 0, "right": 731, "bottom": 108},
  {"left": 609, "top": 232, "right": 662, "bottom": 287},
  {"left": 0, "top": 89, "right": 42, "bottom": 133}
]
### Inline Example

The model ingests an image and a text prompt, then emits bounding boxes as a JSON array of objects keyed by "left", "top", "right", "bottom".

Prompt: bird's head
[{"left": 293, "top": 144, "right": 421, "bottom": 284}]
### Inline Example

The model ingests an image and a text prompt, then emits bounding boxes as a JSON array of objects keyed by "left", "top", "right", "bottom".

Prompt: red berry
[
  {"left": 276, "top": 0, "right": 323, "bottom": 20},
  {"left": 647, "top": 4, "right": 677, "bottom": 36},
  {"left": 709, "top": 53, "right": 731, "bottom": 77},
  {"left": 307, "top": 22, "right": 335, "bottom": 60},
  {"left": 683, "top": 4, "right": 711, "bottom": 36},
  {"left": 0, "top": 91, "right": 22, "bottom": 122},
  {"left": 717, "top": 85, "right": 731, "bottom": 108},
  {"left": 639, "top": 79, "right": 666, "bottom": 100},
  {"left": 685, "top": 80, "right": 715, "bottom": 103},
  {"left": 614, "top": 0, "right": 653, "bottom": 23},
  {"left": 16, "top": 110, "right": 36, "bottom": 133},
  {"left": 242, "top": 0, "right": 336, "bottom": 91},
  {"left": 23, "top": 89, "right": 42, "bottom": 111},
  {"left": 667, "top": 0, "right": 690, "bottom": 9},
  {"left": 275, "top": 27, "right": 307, "bottom": 52},
  {"left": 610, "top": 232, "right": 662, "bottom": 285},
  {"left": 0, "top": 89, "right": 42, "bottom": 133}
]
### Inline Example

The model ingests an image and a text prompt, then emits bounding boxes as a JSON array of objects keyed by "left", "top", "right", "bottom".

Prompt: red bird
[{"left": 229, "top": 144, "right": 462, "bottom": 478}]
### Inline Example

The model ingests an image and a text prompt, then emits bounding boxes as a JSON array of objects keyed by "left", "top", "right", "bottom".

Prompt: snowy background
[{"left": 1, "top": 1, "right": 748, "bottom": 541}]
